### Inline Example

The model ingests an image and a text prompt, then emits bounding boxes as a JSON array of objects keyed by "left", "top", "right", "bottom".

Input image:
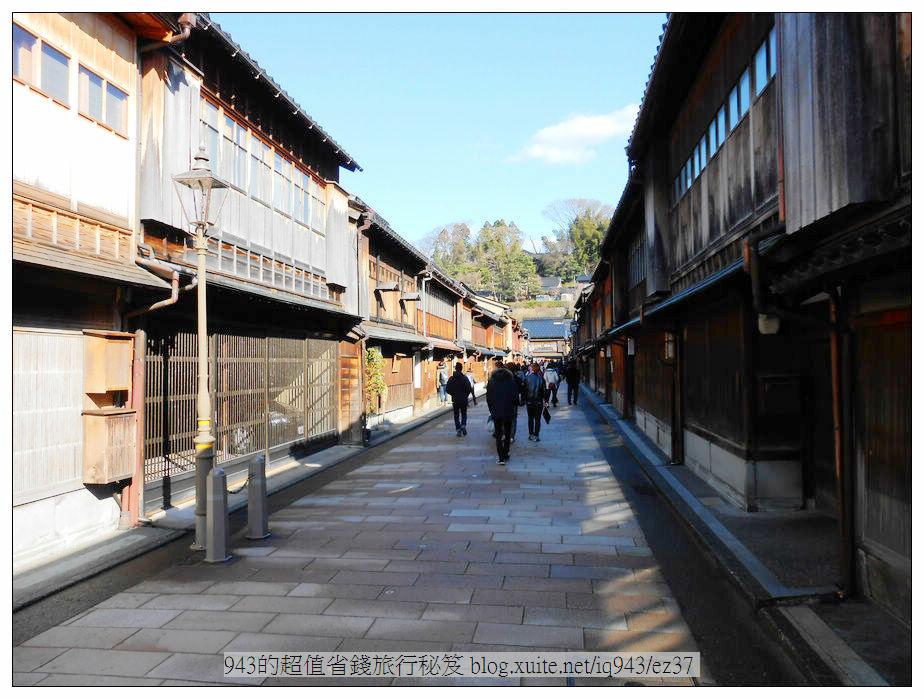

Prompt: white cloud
[{"left": 509, "top": 104, "right": 639, "bottom": 165}]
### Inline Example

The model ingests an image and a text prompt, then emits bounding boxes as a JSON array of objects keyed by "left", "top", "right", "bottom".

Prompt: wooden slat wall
[
  {"left": 781, "top": 13, "right": 901, "bottom": 235},
  {"left": 682, "top": 297, "right": 746, "bottom": 445},
  {"left": 14, "top": 196, "right": 133, "bottom": 263},
  {"left": 338, "top": 341, "right": 362, "bottom": 443},
  {"left": 634, "top": 329, "right": 673, "bottom": 424},
  {"left": 427, "top": 314, "right": 455, "bottom": 341},
  {"left": 13, "top": 328, "right": 84, "bottom": 505},
  {"left": 857, "top": 316, "right": 911, "bottom": 560}
]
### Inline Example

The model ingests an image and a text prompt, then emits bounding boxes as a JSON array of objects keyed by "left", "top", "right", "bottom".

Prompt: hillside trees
[{"left": 428, "top": 219, "right": 540, "bottom": 302}]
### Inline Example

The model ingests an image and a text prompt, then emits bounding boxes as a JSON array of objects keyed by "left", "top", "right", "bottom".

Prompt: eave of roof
[
  {"left": 626, "top": 13, "right": 726, "bottom": 163},
  {"left": 13, "top": 238, "right": 171, "bottom": 290},
  {"left": 199, "top": 13, "right": 361, "bottom": 173}
]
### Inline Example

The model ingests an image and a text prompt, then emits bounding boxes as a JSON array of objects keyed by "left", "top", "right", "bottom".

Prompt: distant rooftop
[{"left": 522, "top": 317, "right": 570, "bottom": 339}]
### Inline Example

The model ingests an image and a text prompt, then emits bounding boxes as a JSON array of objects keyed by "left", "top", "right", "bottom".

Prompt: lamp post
[{"left": 173, "top": 145, "right": 230, "bottom": 551}]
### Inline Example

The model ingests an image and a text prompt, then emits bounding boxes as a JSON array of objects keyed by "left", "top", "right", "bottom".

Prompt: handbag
[
  {"left": 486, "top": 415, "right": 494, "bottom": 432},
  {"left": 542, "top": 406, "right": 551, "bottom": 423}
]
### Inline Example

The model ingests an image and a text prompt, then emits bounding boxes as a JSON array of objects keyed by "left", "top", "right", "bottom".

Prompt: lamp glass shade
[{"left": 173, "top": 146, "right": 231, "bottom": 229}]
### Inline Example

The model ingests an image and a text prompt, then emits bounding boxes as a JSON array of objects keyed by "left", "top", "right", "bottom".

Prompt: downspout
[
  {"left": 140, "top": 13, "right": 196, "bottom": 52},
  {"left": 744, "top": 236, "right": 853, "bottom": 596},
  {"left": 829, "top": 290, "right": 854, "bottom": 599},
  {"left": 775, "top": 13, "right": 786, "bottom": 224},
  {"left": 125, "top": 255, "right": 199, "bottom": 320},
  {"left": 356, "top": 211, "right": 375, "bottom": 444}
]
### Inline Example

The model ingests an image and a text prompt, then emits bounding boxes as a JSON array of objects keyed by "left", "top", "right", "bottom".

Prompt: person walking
[
  {"left": 437, "top": 363, "right": 448, "bottom": 404},
  {"left": 486, "top": 363, "right": 519, "bottom": 464},
  {"left": 524, "top": 363, "right": 549, "bottom": 441},
  {"left": 446, "top": 361, "right": 476, "bottom": 436},
  {"left": 543, "top": 362, "right": 560, "bottom": 407},
  {"left": 506, "top": 361, "right": 526, "bottom": 443},
  {"left": 565, "top": 360, "right": 580, "bottom": 405}
]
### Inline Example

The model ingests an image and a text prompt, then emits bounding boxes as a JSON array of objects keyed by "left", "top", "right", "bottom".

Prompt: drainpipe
[
  {"left": 744, "top": 235, "right": 854, "bottom": 596},
  {"left": 775, "top": 13, "right": 786, "bottom": 224},
  {"left": 829, "top": 290, "right": 854, "bottom": 598},
  {"left": 140, "top": 13, "right": 196, "bottom": 52},
  {"left": 125, "top": 256, "right": 198, "bottom": 320},
  {"left": 356, "top": 211, "right": 375, "bottom": 441}
]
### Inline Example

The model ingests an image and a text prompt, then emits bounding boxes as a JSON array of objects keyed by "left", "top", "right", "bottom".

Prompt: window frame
[
  {"left": 40, "top": 40, "right": 70, "bottom": 106},
  {"left": 77, "top": 63, "right": 129, "bottom": 137},
  {"left": 13, "top": 23, "right": 72, "bottom": 109}
]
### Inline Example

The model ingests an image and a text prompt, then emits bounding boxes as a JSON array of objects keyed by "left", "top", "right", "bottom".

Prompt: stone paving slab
[
  {"left": 115, "top": 628, "right": 238, "bottom": 653},
  {"left": 324, "top": 598, "right": 428, "bottom": 619},
  {"left": 364, "top": 618, "right": 477, "bottom": 643},
  {"left": 13, "top": 647, "right": 67, "bottom": 672},
  {"left": 262, "top": 613, "right": 373, "bottom": 638},
  {"left": 221, "top": 632, "right": 343, "bottom": 652},
  {"left": 35, "top": 673, "right": 165, "bottom": 686},
  {"left": 145, "top": 652, "right": 263, "bottom": 685},
  {"left": 228, "top": 595, "right": 333, "bottom": 614},
  {"left": 140, "top": 594, "right": 242, "bottom": 610},
  {"left": 69, "top": 608, "right": 183, "bottom": 629},
  {"left": 35, "top": 648, "right": 172, "bottom": 677},
  {"left": 163, "top": 610, "right": 275, "bottom": 632},
  {"left": 14, "top": 402, "right": 702, "bottom": 686}
]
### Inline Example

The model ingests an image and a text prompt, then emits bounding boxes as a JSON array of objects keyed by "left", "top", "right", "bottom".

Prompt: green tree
[
  {"left": 568, "top": 210, "right": 609, "bottom": 273},
  {"left": 472, "top": 220, "right": 540, "bottom": 302},
  {"left": 427, "top": 222, "right": 483, "bottom": 287}
]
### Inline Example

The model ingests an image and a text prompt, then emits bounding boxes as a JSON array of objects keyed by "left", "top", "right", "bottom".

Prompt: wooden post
[{"left": 127, "top": 328, "right": 146, "bottom": 526}]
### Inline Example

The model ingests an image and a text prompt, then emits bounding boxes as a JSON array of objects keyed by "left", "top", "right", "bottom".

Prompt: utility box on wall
[{"left": 82, "top": 330, "right": 137, "bottom": 484}]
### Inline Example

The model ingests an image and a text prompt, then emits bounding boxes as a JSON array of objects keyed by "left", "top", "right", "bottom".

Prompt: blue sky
[{"left": 210, "top": 12, "right": 667, "bottom": 251}]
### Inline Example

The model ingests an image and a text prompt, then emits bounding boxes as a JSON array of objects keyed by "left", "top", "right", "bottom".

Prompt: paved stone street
[{"left": 14, "top": 401, "right": 700, "bottom": 686}]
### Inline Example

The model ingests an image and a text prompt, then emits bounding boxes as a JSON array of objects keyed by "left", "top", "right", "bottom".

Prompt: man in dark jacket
[
  {"left": 445, "top": 362, "right": 476, "bottom": 437},
  {"left": 565, "top": 361, "right": 580, "bottom": 405},
  {"left": 487, "top": 365, "right": 519, "bottom": 463},
  {"left": 523, "top": 363, "right": 549, "bottom": 441}
]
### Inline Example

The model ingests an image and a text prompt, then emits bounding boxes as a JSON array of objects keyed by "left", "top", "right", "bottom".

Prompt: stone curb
[{"left": 576, "top": 383, "right": 871, "bottom": 687}]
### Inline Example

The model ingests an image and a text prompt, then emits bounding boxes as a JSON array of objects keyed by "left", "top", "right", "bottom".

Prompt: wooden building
[
  {"left": 133, "top": 14, "right": 363, "bottom": 514},
  {"left": 576, "top": 12, "right": 911, "bottom": 620},
  {"left": 523, "top": 318, "right": 571, "bottom": 360},
  {"left": 354, "top": 207, "right": 431, "bottom": 427},
  {"left": 12, "top": 12, "right": 187, "bottom": 566},
  {"left": 458, "top": 287, "right": 510, "bottom": 388}
]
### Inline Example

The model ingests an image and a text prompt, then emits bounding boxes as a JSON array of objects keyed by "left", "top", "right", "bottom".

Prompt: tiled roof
[
  {"left": 522, "top": 318, "right": 570, "bottom": 339},
  {"left": 539, "top": 276, "right": 561, "bottom": 289}
]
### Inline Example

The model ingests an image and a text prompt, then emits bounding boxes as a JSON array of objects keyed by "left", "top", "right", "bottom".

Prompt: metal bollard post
[
  {"left": 247, "top": 455, "right": 271, "bottom": 540},
  {"left": 204, "top": 467, "right": 232, "bottom": 563}
]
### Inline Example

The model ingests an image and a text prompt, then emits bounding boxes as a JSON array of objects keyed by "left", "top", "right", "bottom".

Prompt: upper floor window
[
  {"left": 78, "top": 65, "right": 127, "bottom": 134},
  {"left": 221, "top": 115, "right": 247, "bottom": 190},
  {"left": 628, "top": 231, "right": 646, "bottom": 289},
  {"left": 13, "top": 24, "right": 37, "bottom": 83},
  {"left": 754, "top": 27, "right": 777, "bottom": 97},
  {"left": 310, "top": 179, "right": 326, "bottom": 235},
  {"left": 14, "top": 24, "right": 69, "bottom": 105},
  {"left": 294, "top": 170, "right": 312, "bottom": 227},
  {"left": 754, "top": 41, "right": 769, "bottom": 95},
  {"left": 274, "top": 153, "right": 292, "bottom": 215},
  {"left": 769, "top": 27, "right": 777, "bottom": 78},
  {"left": 78, "top": 66, "right": 103, "bottom": 121}
]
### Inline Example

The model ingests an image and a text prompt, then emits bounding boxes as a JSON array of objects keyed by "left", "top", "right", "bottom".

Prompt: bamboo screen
[
  {"left": 13, "top": 328, "right": 84, "bottom": 505},
  {"left": 144, "top": 326, "right": 337, "bottom": 484}
]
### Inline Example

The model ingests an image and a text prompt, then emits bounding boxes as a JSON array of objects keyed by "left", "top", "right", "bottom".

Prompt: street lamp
[{"left": 173, "top": 145, "right": 230, "bottom": 551}]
